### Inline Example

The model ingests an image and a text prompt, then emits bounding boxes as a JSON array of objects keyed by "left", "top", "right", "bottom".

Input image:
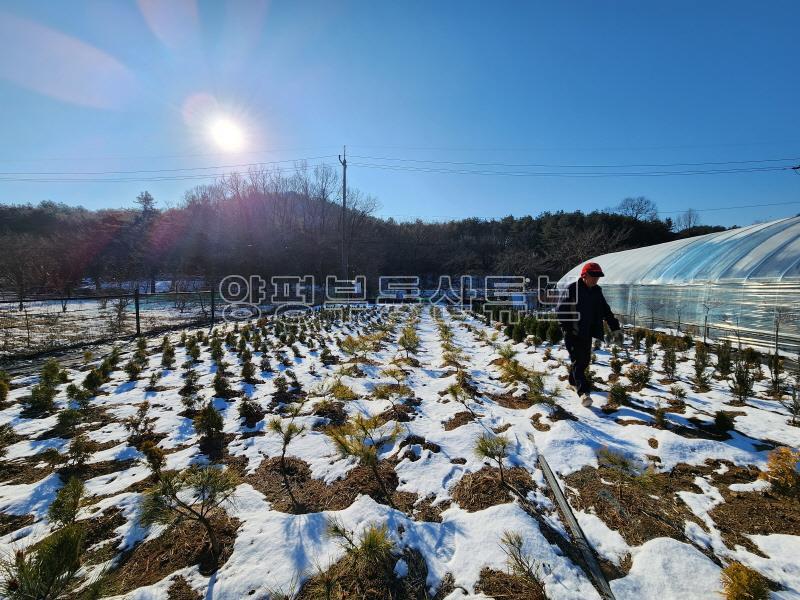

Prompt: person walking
[{"left": 556, "top": 262, "right": 622, "bottom": 407}]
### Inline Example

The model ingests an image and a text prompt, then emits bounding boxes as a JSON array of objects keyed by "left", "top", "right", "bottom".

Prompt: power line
[
  {"left": 0, "top": 146, "right": 341, "bottom": 164},
  {"left": 381, "top": 200, "right": 800, "bottom": 221},
  {"left": 350, "top": 161, "right": 792, "bottom": 178},
  {"left": 0, "top": 155, "right": 336, "bottom": 176},
  {"left": 0, "top": 161, "right": 336, "bottom": 183},
  {"left": 349, "top": 154, "right": 800, "bottom": 169},
  {"left": 348, "top": 140, "right": 800, "bottom": 152}
]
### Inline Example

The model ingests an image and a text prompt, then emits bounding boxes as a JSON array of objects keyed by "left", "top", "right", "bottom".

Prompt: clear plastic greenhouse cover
[{"left": 558, "top": 215, "right": 800, "bottom": 286}]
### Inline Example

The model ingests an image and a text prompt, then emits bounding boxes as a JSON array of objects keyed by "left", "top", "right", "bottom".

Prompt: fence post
[
  {"left": 134, "top": 289, "right": 141, "bottom": 336},
  {"left": 210, "top": 285, "right": 215, "bottom": 326}
]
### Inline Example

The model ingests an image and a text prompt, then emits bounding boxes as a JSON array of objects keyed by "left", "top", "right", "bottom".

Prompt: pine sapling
[
  {"left": 0, "top": 524, "right": 85, "bottom": 600},
  {"left": 326, "top": 415, "right": 400, "bottom": 508},
  {"left": 474, "top": 433, "right": 510, "bottom": 484},
  {"left": 140, "top": 465, "right": 238, "bottom": 567},
  {"left": 267, "top": 417, "right": 305, "bottom": 509},
  {"left": 140, "top": 439, "right": 166, "bottom": 476},
  {"left": 499, "top": 531, "right": 548, "bottom": 597},
  {"left": 124, "top": 402, "right": 157, "bottom": 448},
  {"left": 48, "top": 477, "right": 84, "bottom": 528}
]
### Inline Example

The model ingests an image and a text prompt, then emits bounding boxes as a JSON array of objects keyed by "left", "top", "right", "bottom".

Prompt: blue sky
[{"left": 0, "top": 0, "right": 798, "bottom": 227}]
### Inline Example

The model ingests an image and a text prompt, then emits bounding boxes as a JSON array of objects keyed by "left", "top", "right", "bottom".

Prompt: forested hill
[{"left": 0, "top": 167, "right": 727, "bottom": 297}]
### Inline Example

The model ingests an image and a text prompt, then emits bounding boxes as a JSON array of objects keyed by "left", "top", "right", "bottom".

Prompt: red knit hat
[{"left": 581, "top": 262, "right": 605, "bottom": 277}]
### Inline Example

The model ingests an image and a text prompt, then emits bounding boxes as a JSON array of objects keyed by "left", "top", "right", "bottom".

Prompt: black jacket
[{"left": 556, "top": 278, "right": 620, "bottom": 339}]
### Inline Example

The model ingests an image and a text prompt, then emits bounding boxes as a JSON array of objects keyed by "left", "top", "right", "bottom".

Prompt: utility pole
[{"left": 339, "top": 145, "right": 348, "bottom": 279}]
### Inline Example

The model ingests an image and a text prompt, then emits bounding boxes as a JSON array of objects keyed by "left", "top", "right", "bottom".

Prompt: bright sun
[{"left": 209, "top": 116, "right": 245, "bottom": 152}]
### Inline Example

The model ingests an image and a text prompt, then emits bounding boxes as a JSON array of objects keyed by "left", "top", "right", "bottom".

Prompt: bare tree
[
  {"left": 674, "top": 209, "right": 701, "bottom": 231},
  {"left": 615, "top": 196, "right": 658, "bottom": 221}
]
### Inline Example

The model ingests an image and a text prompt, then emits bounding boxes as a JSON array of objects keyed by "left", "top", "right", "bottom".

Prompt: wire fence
[{"left": 0, "top": 290, "right": 219, "bottom": 360}]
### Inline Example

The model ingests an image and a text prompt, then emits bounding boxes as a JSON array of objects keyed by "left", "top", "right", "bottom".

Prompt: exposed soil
[
  {"left": 296, "top": 547, "right": 433, "bottom": 600},
  {"left": 312, "top": 400, "right": 347, "bottom": 426},
  {"left": 490, "top": 393, "right": 534, "bottom": 410},
  {"left": 531, "top": 413, "right": 551, "bottom": 431},
  {"left": 705, "top": 461, "right": 800, "bottom": 554},
  {"left": 375, "top": 403, "right": 416, "bottom": 425},
  {"left": 247, "top": 456, "right": 415, "bottom": 514},
  {"left": 0, "top": 512, "right": 34, "bottom": 536},
  {"left": 443, "top": 411, "right": 475, "bottom": 431},
  {"left": 451, "top": 466, "right": 535, "bottom": 512},
  {"left": 81, "top": 507, "right": 127, "bottom": 566},
  {"left": 475, "top": 567, "right": 547, "bottom": 600},
  {"left": 0, "top": 460, "right": 53, "bottom": 485},
  {"left": 564, "top": 463, "right": 708, "bottom": 548},
  {"left": 58, "top": 458, "right": 137, "bottom": 482},
  {"left": 412, "top": 495, "right": 452, "bottom": 523},
  {"left": 167, "top": 576, "right": 203, "bottom": 600},
  {"left": 103, "top": 512, "right": 240, "bottom": 595},
  {"left": 398, "top": 435, "right": 441, "bottom": 462}
]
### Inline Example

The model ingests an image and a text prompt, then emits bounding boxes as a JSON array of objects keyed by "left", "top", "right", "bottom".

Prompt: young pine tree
[{"left": 140, "top": 465, "right": 238, "bottom": 567}]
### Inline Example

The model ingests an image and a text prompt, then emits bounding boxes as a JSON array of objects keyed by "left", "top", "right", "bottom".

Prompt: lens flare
[{"left": 208, "top": 117, "right": 245, "bottom": 152}]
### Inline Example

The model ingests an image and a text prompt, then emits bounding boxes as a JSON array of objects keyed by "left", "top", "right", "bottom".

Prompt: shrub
[
  {"left": 720, "top": 562, "right": 769, "bottom": 600},
  {"left": 273, "top": 375, "right": 289, "bottom": 396},
  {"left": 238, "top": 398, "right": 264, "bottom": 427},
  {"left": 213, "top": 371, "right": 232, "bottom": 398},
  {"left": 326, "top": 415, "right": 400, "bottom": 507},
  {"left": 65, "top": 384, "right": 92, "bottom": 410},
  {"left": 55, "top": 409, "right": 82, "bottom": 435},
  {"left": 48, "top": 477, "right": 84, "bottom": 527},
  {"left": 499, "top": 531, "right": 547, "bottom": 597},
  {"left": 474, "top": 433, "right": 510, "bottom": 483},
  {"left": 180, "top": 368, "right": 200, "bottom": 397},
  {"left": 546, "top": 321, "right": 562, "bottom": 345},
  {"left": 610, "top": 357, "right": 623, "bottom": 377},
  {"left": 398, "top": 326, "right": 420, "bottom": 358},
  {"left": 124, "top": 359, "right": 142, "bottom": 381},
  {"left": 759, "top": 446, "right": 799, "bottom": 495},
  {"left": 40, "top": 359, "right": 67, "bottom": 388},
  {"left": 141, "top": 465, "right": 239, "bottom": 566},
  {"left": 0, "top": 380, "right": 8, "bottom": 405},
  {"left": 82, "top": 368, "right": 103, "bottom": 395},
  {"left": 140, "top": 440, "right": 166, "bottom": 475},
  {"left": 653, "top": 404, "right": 667, "bottom": 429},
  {"left": 241, "top": 358, "right": 257, "bottom": 383},
  {"left": 25, "top": 383, "right": 57, "bottom": 417},
  {"left": 716, "top": 340, "right": 732, "bottom": 377},
  {"left": 625, "top": 364, "right": 651, "bottom": 390},
  {"left": 536, "top": 319, "right": 549, "bottom": 341},
  {"left": 662, "top": 345, "right": 677, "bottom": 380},
  {"left": 768, "top": 352, "right": 784, "bottom": 396},
  {"left": 0, "top": 523, "right": 85, "bottom": 600},
  {"left": 194, "top": 402, "right": 224, "bottom": 442},
  {"left": 714, "top": 411, "right": 735, "bottom": 432},
  {"left": 0, "top": 423, "right": 15, "bottom": 458},
  {"left": 729, "top": 353, "right": 755, "bottom": 404},
  {"left": 124, "top": 402, "right": 156, "bottom": 448},
  {"left": 607, "top": 384, "right": 627, "bottom": 410},
  {"left": 66, "top": 433, "right": 97, "bottom": 469}
]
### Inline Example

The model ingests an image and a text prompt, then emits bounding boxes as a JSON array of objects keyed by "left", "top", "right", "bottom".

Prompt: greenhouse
[{"left": 558, "top": 215, "right": 800, "bottom": 354}]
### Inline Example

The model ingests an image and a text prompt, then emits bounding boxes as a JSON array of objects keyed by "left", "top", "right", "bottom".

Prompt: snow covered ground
[{"left": 1, "top": 305, "right": 798, "bottom": 599}]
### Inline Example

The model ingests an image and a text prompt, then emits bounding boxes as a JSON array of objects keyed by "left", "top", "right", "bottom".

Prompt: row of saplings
[{"left": 498, "top": 318, "right": 800, "bottom": 428}]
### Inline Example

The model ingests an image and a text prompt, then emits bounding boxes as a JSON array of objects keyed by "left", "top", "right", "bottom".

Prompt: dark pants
[{"left": 565, "top": 334, "right": 592, "bottom": 396}]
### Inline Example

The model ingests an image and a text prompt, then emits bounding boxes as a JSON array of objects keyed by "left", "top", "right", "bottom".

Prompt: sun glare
[{"left": 209, "top": 116, "right": 245, "bottom": 152}]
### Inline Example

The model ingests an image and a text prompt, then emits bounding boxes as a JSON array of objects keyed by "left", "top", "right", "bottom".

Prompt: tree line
[{"left": 0, "top": 164, "right": 727, "bottom": 300}]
